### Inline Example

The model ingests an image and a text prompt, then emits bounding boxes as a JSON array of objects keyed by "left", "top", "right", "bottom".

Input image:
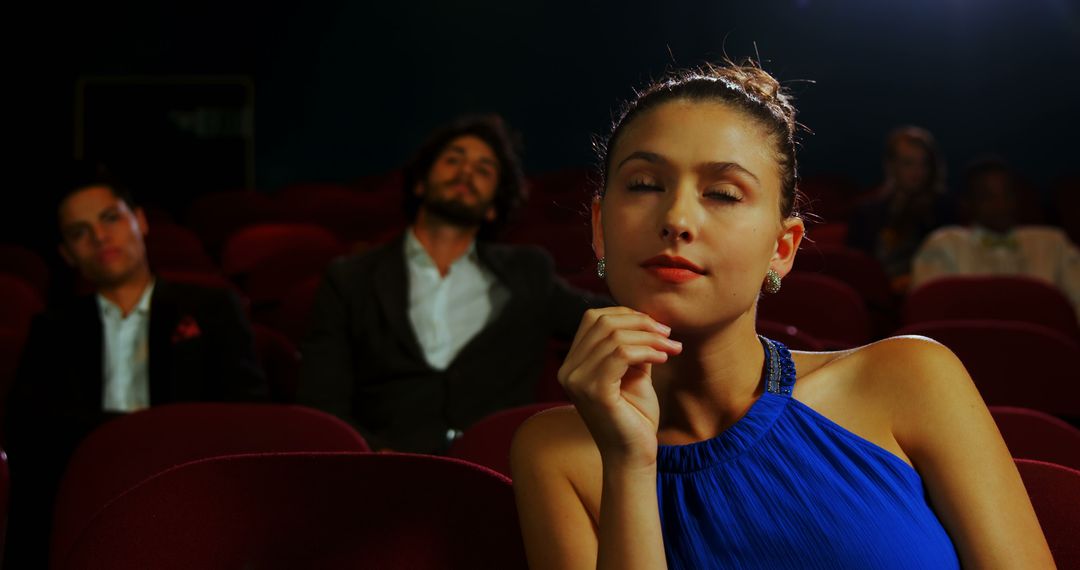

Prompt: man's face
[
  {"left": 416, "top": 135, "right": 501, "bottom": 227},
  {"left": 969, "top": 171, "right": 1017, "bottom": 234},
  {"left": 58, "top": 185, "right": 149, "bottom": 288}
]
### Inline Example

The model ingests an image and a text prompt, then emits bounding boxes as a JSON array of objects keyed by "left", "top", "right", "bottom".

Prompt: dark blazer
[
  {"left": 2, "top": 279, "right": 267, "bottom": 567},
  {"left": 300, "top": 234, "right": 608, "bottom": 453}
]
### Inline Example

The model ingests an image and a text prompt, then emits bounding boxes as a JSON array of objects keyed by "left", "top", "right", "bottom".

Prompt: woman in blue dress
[{"left": 511, "top": 60, "right": 1054, "bottom": 569}]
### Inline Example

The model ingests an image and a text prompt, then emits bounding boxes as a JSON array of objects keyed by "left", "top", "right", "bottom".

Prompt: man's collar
[
  {"left": 404, "top": 226, "right": 479, "bottom": 268},
  {"left": 97, "top": 279, "right": 156, "bottom": 318}
]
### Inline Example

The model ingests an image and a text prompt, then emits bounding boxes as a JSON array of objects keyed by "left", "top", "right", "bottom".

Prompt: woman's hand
[{"left": 559, "top": 307, "right": 682, "bottom": 468}]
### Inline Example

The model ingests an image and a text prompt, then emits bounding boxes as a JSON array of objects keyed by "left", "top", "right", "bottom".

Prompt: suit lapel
[
  {"left": 73, "top": 295, "right": 105, "bottom": 407},
  {"left": 148, "top": 280, "right": 177, "bottom": 405},
  {"left": 373, "top": 235, "right": 426, "bottom": 363}
]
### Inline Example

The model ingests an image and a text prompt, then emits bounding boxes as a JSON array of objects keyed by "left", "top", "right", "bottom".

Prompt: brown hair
[{"left": 595, "top": 59, "right": 804, "bottom": 218}]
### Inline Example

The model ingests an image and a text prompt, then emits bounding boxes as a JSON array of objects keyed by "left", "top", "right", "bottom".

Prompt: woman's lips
[{"left": 644, "top": 266, "right": 703, "bottom": 284}]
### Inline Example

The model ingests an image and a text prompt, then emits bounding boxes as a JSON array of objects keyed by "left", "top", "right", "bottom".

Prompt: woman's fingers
[
  {"left": 561, "top": 339, "right": 674, "bottom": 399},
  {"left": 563, "top": 310, "right": 673, "bottom": 371}
]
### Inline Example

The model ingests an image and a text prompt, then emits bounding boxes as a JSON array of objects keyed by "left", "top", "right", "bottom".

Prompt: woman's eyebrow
[
  {"left": 703, "top": 161, "right": 760, "bottom": 184},
  {"left": 616, "top": 151, "right": 668, "bottom": 171}
]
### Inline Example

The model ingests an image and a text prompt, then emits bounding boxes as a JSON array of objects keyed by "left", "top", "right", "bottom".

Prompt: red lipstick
[{"left": 640, "top": 255, "right": 705, "bottom": 284}]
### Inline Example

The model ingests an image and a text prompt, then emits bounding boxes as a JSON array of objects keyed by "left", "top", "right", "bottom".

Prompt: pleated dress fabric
[{"left": 656, "top": 337, "right": 960, "bottom": 570}]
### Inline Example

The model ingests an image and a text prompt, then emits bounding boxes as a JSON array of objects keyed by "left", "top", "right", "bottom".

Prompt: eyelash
[{"left": 627, "top": 181, "right": 741, "bottom": 203}]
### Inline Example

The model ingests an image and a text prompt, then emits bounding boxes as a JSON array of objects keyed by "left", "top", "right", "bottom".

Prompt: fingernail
[
  {"left": 668, "top": 339, "right": 682, "bottom": 349},
  {"left": 655, "top": 323, "right": 672, "bottom": 334}
]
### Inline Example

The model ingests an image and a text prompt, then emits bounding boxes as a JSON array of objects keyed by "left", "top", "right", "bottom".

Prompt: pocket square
[{"left": 171, "top": 315, "right": 202, "bottom": 343}]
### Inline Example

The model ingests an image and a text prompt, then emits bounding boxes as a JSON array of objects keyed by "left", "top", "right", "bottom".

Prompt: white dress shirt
[
  {"left": 404, "top": 228, "right": 509, "bottom": 370},
  {"left": 97, "top": 281, "right": 155, "bottom": 413},
  {"left": 912, "top": 225, "right": 1080, "bottom": 317}
]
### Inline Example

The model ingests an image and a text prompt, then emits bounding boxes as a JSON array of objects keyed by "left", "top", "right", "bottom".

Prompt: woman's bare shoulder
[{"left": 511, "top": 405, "right": 603, "bottom": 519}]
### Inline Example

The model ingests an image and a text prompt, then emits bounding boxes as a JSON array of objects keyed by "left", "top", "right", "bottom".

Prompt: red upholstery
[
  {"left": 275, "top": 183, "right": 406, "bottom": 244},
  {"left": 449, "top": 402, "right": 566, "bottom": 477},
  {"left": 1014, "top": 459, "right": 1080, "bottom": 569},
  {"left": 0, "top": 274, "right": 45, "bottom": 336},
  {"left": 259, "top": 274, "right": 321, "bottom": 345},
  {"left": 155, "top": 269, "right": 239, "bottom": 292},
  {"left": 0, "top": 328, "right": 28, "bottom": 439},
  {"left": 804, "top": 222, "right": 848, "bottom": 246},
  {"left": 794, "top": 244, "right": 894, "bottom": 310},
  {"left": 60, "top": 452, "right": 527, "bottom": 570},
  {"left": 251, "top": 324, "right": 300, "bottom": 403},
  {"left": 185, "top": 190, "right": 280, "bottom": 255},
  {"left": 1, "top": 447, "right": 9, "bottom": 560},
  {"left": 757, "top": 272, "right": 872, "bottom": 348},
  {"left": 0, "top": 244, "right": 49, "bottom": 296},
  {"left": 903, "top": 275, "right": 1080, "bottom": 338},
  {"left": 896, "top": 320, "right": 1080, "bottom": 417},
  {"left": 991, "top": 407, "right": 1080, "bottom": 470},
  {"left": 221, "top": 223, "right": 344, "bottom": 302},
  {"left": 145, "top": 222, "right": 217, "bottom": 273},
  {"left": 756, "top": 320, "right": 827, "bottom": 351},
  {"left": 50, "top": 403, "right": 369, "bottom": 566}
]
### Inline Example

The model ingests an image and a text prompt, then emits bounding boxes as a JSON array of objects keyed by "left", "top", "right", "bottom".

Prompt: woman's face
[{"left": 594, "top": 99, "right": 803, "bottom": 334}]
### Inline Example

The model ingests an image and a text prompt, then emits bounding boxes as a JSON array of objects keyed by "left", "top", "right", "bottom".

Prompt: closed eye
[
  {"left": 628, "top": 182, "right": 663, "bottom": 192},
  {"left": 704, "top": 191, "right": 741, "bottom": 202}
]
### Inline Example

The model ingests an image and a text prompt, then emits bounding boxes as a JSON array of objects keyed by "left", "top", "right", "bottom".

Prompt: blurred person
[
  {"left": 847, "top": 126, "right": 953, "bottom": 291},
  {"left": 511, "top": 62, "right": 1052, "bottom": 569},
  {"left": 912, "top": 157, "right": 1079, "bottom": 314},
  {"left": 300, "top": 115, "right": 609, "bottom": 453},
  {"left": 3, "top": 161, "right": 267, "bottom": 566}
]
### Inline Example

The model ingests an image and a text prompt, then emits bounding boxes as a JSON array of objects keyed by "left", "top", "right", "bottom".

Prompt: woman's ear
[
  {"left": 591, "top": 197, "right": 605, "bottom": 260},
  {"left": 771, "top": 217, "right": 804, "bottom": 277}
]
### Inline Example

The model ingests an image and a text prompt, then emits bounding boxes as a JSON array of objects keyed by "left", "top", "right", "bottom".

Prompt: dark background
[{"left": 9, "top": 0, "right": 1079, "bottom": 248}]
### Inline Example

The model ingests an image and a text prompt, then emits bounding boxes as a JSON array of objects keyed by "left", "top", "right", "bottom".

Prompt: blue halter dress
[{"left": 656, "top": 337, "right": 961, "bottom": 569}]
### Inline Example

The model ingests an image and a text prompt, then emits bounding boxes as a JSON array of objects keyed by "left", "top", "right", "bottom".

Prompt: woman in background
[{"left": 511, "top": 60, "right": 1053, "bottom": 569}]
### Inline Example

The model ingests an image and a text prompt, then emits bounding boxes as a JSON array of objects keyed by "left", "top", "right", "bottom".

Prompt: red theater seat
[
  {"left": 1014, "top": 459, "right": 1080, "bottom": 569},
  {"left": 275, "top": 183, "right": 406, "bottom": 244},
  {"left": 757, "top": 272, "right": 872, "bottom": 348},
  {"left": 903, "top": 275, "right": 1079, "bottom": 339},
  {"left": 59, "top": 453, "right": 527, "bottom": 570},
  {"left": 896, "top": 320, "right": 1080, "bottom": 417},
  {"left": 0, "top": 244, "right": 49, "bottom": 297},
  {"left": 449, "top": 402, "right": 565, "bottom": 477},
  {"left": 251, "top": 324, "right": 300, "bottom": 403},
  {"left": 991, "top": 406, "right": 1080, "bottom": 470},
  {"left": 50, "top": 403, "right": 369, "bottom": 566},
  {"left": 221, "top": 223, "right": 345, "bottom": 303},
  {"left": 145, "top": 222, "right": 217, "bottom": 273},
  {"left": 0, "top": 275, "right": 45, "bottom": 336},
  {"left": 756, "top": 320, "right": 827, "bottom": 351},
  {"left": 185, "top": 190, "right": 280, "bottom": 255}
]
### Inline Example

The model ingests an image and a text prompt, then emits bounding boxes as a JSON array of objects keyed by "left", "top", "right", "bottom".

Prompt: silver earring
[
  {"left": 763, "top": 269, "right": 782, "bottom": 294},
  {"left": 596, "top": 257, "right": 607, "bottom": 279}
]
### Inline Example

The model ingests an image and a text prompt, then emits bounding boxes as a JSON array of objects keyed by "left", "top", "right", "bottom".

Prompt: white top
[
  {"left": 404, "top": 228, "right": 509, "bottom": 370},
  {"left": 912, "top": 225, "right": 1080, "bottom": 317},
  {"left": 97, "top": 281, "right": 155, "bottom": 413}
]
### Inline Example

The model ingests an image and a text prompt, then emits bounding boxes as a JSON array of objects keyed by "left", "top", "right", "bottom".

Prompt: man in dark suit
[
  {"left": 3, "top": 162, "right": 267, "bottom": 566},
  {"left": 300, "top": 115, "right": 608, "bottom": 453}
]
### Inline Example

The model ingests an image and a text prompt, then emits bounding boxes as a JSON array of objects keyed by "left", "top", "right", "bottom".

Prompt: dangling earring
[
  {"left": 596, "top": 257, "right": 607, "bottom": 279},
  {"left": 763, "top": 269, "right": 782, "bottom": 294}
]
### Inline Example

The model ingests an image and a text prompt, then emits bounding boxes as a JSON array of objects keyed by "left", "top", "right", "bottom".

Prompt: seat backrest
[
  {"left": 756, "top": 320, "right": 827, "bottom": 351},
  {"left": 990, "top": 407, "right": 1080, "bottom": 471},
  {"left": 896, "top": 320, "right": 1080, "bottom": 416},
  {"left": 903, "top": 275, "right": 1079, "bottom": 338},
  {"left": 60, "top": 452, "right": 527, "bottom": 570},
  {"left": 0, "top": 275, "right": 45, "bottom": 335},
  {"left": 1014, "top": 459, "right": 1080, "bottom": 569},
  {"left": 448, "top": 402, "right": 566, "bottom": 477},
  {"left": 0, "top": 244, "right": 50, "bottom": 296},
  {"left": 251, "top": 324, "right": 300, "bottom": 403},
  {"left": 184, "top": 190, "right": 280, "bottom": 255},
  {"left": 145, "top": 222, "right": 217, "bottom": 273},
  {"left": 757, "top": 272, "right": 872, "bottom": 348},
  {"left": 1, "top": 447, "right": 9, "bottom": 559},
  {"left": 50, "top": 403, "right": 368, "bottom": 566},
  {"left": 794, "top": 243, "right": 894, "bottom": 308}
]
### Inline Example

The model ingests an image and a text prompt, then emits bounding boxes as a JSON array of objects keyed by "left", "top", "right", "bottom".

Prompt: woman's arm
[
  {"left": 885, "top": 337, "right": 1056, "bottom": 568},
  {"left": 512, "top": 307, "right": 679, "bottom": 570}
]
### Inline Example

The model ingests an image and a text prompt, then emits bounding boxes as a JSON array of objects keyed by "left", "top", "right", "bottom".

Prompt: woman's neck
[{"left": 652, "top": 314, "right": 766, "bottom": 445}]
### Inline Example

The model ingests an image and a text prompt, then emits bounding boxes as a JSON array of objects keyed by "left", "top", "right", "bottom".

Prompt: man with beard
[{"left": 299, "top": 115, "right": 607, "bottom": 453}]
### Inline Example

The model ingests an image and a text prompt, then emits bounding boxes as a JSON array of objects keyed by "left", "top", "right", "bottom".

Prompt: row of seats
[{"left": 0, "top": 401, "right": 1076, "bottom": 568}]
